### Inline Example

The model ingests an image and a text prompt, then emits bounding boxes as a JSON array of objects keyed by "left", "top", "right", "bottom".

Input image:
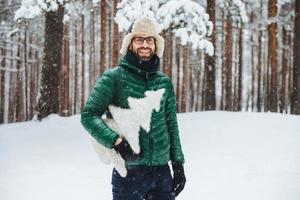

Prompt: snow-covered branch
[
  {"left": 14, "top": 0, "right": 87, "bottom": 24},
  {"left": 219, "top": 0, "right": 248, "bottom": 23},
  {"left": 115, "top": 0, "right": 215, "bottom": 56},
  {"left": 14, "top": 0, "right": 66, "bottom": 21}
]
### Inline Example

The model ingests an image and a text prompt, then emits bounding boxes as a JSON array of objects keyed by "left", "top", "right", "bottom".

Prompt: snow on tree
[
  {"left": 14, "top": 0, "right": 83, "bottom": 22},
  {"left": 218, "top": 0, "right": 248, "bottom": 23},
  {"left": 115, "top": 0, "right": 215, "bottom": 56},
  {"left": 14, "top": 0, "right": 65, "bottom": 21}
]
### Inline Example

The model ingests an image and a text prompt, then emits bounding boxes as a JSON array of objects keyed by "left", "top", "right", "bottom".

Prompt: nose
[{"left": 142, "top": 39, "right": 148, "bottom": 47}]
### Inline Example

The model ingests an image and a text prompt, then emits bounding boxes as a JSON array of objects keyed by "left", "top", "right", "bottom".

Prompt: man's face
[{"left": 129, "top": 34, "right": 156, "bottom": 61}]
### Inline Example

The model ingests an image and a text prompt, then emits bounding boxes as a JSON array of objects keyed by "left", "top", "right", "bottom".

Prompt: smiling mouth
[{"left": 138, "top": 50, "right": 150, "bottom": 54}]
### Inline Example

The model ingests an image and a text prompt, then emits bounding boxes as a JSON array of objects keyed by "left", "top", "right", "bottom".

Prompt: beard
[{"left": 133, "top": 47, "right": 155, "bottom": 61}]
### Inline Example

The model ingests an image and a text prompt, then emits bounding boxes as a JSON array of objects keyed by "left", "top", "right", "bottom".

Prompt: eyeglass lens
[{"left": 134, "top": 37, "right": 155, "bottom": 45}]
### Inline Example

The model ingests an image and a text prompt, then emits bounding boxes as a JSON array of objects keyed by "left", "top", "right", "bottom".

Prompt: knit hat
[{"left": 120, "top": 16, "right": 165, "bottom": 58}]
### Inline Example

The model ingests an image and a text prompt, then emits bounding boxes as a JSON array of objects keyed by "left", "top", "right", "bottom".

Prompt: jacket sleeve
[
  {"left": 165, "top": 79, "right": 185, "bottom": 164},
  {"left": 81, "top": 69, "right": 119, "bottom": 149}
]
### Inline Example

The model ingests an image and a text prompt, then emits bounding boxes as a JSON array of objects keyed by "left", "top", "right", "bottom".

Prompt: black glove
[
  {"left": 172, "top": 162, "right": 186, "bottom": 197},
  {"left": 113, "top": 139, "right": 138, "bottom": 161}
]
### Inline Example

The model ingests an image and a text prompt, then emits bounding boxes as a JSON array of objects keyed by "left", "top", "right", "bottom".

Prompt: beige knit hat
[{"left": 120, "top": 16, "right": 165, "bottom": 58}]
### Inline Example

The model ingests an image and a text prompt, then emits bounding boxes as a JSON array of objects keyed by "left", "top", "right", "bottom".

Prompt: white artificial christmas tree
[{"left": 90, "top": 88, "right": 165, "bottom": 177}]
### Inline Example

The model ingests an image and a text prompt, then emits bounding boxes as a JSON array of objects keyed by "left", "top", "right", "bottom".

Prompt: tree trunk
[
  {"left": 90, "top": 7, "right": 96, "bottom": 88},
  {"left": 287, "top": 27, "right": 293, "bottom": 112},
  {"left": 195, "top": 61, "right": 201, "bottom": 111},
  {"left": 204, "top": 0, "right": 216, "bottom": 110},
  {"left": 81, "top": 10, "right": 85, "bottom": 110},
  {"left": 16, "top": 33, "right": 24, "bottom": 122},
  {"left": 164, "top": 30, "right": 172, "bottom": 78},
  {"left": 221, "top": 9, "right": 226, "bottom": 110},
  {"left": 161, "top": 31, "right": 167, "bottom": 73},
  {"left": 8, "top": 53, "right": 16, "bottom": 123},
  {"left": 291, "top": 0, "right": 300, "bottom": 114},
  {"left": 100, "top": 0, "right": 107, "bottom": 74},
  {"left": 24, "top": 27, "right": 29, "bottom": 120},
  {"left": 225, "top": 15, "right": 233, "bottom": 111},
  {"left": 190, "top": 65, "right": 195, "bottom": 111},
  {"left": 167, "top": 31, "right": 173, "bottom": 79},
  {"left": 280, "top": 26, "right": 288, "bottom": 113},
  {"left": 29, "top": 36, "right": 37, "bottom": 119},
  {"left": 257, "top": 1, "right": 263, "bottom": 112},
  {"left": 237, "top": 24, "right": 243, "bottom": 111},
  {"left": 181, "top": 45, "right": 189, "bottom": 112},
  {"left": 251, "top": 40, "right": 255, "bottom": 111},
  {"left": 112, "top": 0, "right": 119, "bottom": 67},
  {"left": 37, "top": 5, "right": 64, "bottom": 120},
  {"left": 176, "top": 40, "right": 181, "bottom": 112},
  {"left": 60, "top": 22, "right": 70, "bottom": 116},
  {"left": 0, "top": 40, "right": 6, "bottom": 123},
  {"left": 74, "top": 23, "right": 78, "bottom": 114},
  {"left": 268, "top": 0, "right": 278, "bottom": 112}
]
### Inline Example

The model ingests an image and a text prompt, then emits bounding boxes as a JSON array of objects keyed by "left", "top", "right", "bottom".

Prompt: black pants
[{"left": 111, "top": 165, "right": 175, "bottom": 200}]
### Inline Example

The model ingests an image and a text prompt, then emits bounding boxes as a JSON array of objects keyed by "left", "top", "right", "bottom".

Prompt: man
[{"left": 81, "top": 16, "right": 186, "bottom": 200}]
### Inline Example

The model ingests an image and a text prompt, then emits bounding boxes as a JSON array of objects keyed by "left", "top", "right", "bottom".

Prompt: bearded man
[{"left": 81, "top": 16, "right": 186, "bottom": 200}]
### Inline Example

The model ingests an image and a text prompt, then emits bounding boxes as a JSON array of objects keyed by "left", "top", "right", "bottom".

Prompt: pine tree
[{"left": 37, "top": 5, "right": 64, "bottom": 120}]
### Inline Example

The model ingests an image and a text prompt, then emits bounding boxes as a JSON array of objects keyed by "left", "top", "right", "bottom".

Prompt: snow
[
  {"left": 15, "top": 0, "right": 215, "bottom": 55},
  {"left": 115, "top": 0, "right": 214, "bottom": 55},
  {"left": 14, "top": 3, "right": 42, "bottom": 20},
  {"left": 218, "top": 0, "right": 248, "bottom": 23},
  {"left": 14, "top": 0, "right": 66, "bottom": 21},
  {"left": 1, "top": 111, "right": 300, "bottom": 200}
]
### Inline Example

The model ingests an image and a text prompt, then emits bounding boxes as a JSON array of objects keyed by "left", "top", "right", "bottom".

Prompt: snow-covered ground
[{"left": 0, "top": 111, "right": 300, "bottom": 200}]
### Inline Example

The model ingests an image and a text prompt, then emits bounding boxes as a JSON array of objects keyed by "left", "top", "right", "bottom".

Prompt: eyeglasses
[{"left": 133, "top": 37, "right": 155, "bottom": 45}]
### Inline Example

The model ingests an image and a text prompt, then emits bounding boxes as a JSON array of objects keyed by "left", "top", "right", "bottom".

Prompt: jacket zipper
[{"left": 145, "top": 72, "right": 153, "bottom": 166}]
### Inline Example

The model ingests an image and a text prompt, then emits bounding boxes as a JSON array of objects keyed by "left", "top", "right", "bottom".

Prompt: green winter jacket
[{"left": 81, "top": 52, "right": 185, "bottom": 167}]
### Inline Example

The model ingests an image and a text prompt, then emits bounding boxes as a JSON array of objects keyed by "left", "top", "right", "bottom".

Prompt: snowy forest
[{"left": 0, "top": 0, "right": 300, "bottom": 124}]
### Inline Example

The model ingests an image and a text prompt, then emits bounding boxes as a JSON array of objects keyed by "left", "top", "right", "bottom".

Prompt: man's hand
[
  {"left": 172, "top": 162, "right": 186, "bottom": 197},
  {"left": 113, "top": 138, "right": 138, "bottom": 161}
]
